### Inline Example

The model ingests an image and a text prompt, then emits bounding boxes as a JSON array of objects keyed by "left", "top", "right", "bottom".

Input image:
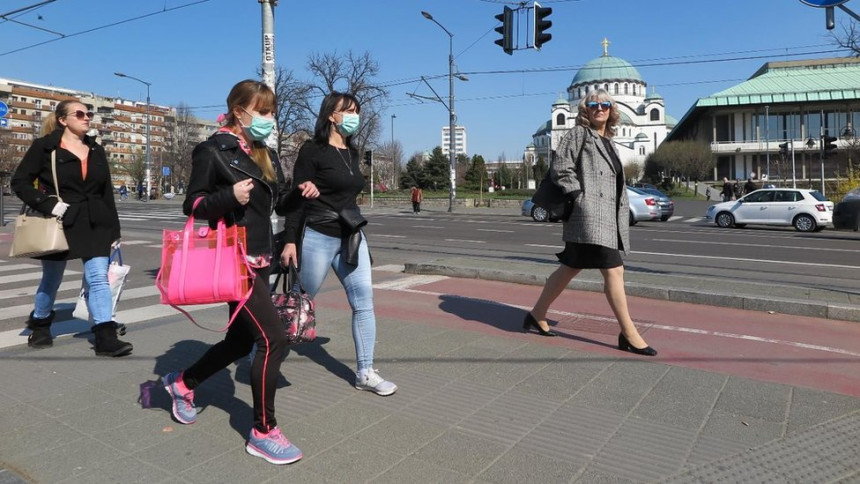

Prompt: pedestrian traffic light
[
  {"left": 533, "top": 2, "right": 552, "bottom": 50},
  {"left": 494, "top": 6, "right": 514, "bottom": 55},
  {"left": 778, "top": 142, "right": 789, "bottom": 156},
  {"left": 363, "top": 150, "right": 372, "bottom": 165},
  {"left": 823, "top": 135, "right": 838, "bottom": 155}
]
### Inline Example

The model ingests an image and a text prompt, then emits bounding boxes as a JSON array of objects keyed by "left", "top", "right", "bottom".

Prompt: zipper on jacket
[{"left": 230, "top": 164, "right": 275, "bottom": 255}]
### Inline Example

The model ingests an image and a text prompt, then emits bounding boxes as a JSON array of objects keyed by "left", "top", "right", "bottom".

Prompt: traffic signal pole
[{"left": 260, "top": 0, "right": 278, "bottom": 151}]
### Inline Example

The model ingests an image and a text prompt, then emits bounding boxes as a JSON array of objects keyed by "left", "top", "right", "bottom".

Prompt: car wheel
[
  {"left": 532, "top": 206, "right": 548, "bottom": 222},
  {"left": 715, "top": 212, "right": 734, "bottom": 228},
  {"left": 793, "top": 214, "right": 816, "bottom": 232},
  {"left": 629, "top": 211, "right": 637, "bottom": 226},
  {"left": 660, "top": 215, "right": 670, "bottom": 222}
]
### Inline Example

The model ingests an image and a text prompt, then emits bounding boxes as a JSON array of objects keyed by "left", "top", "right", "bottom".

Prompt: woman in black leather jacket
[{"left": 160, "top": 80, "right": 318, "bottom": 466}]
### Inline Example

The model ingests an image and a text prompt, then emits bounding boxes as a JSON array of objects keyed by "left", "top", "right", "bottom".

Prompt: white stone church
[{"left": 525, "top": 39, "right": 675, "bottom": 169}]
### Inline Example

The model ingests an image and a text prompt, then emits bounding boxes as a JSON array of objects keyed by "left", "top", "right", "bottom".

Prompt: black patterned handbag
[{"left": 271, "top": 263, "right": 317, "bottom": 344}]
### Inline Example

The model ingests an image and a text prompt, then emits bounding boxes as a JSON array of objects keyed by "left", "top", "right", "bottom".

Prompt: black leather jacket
[{"left": 183, "top": 132, "right": 288, "bottom": 258}]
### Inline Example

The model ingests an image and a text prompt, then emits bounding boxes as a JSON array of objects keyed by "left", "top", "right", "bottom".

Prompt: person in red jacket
[{"left": 411, "top": 185, "right": 423, "bottom": 213}]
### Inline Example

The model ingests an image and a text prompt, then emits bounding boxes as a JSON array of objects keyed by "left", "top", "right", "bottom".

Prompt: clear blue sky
[{"left": 1, "top": 0, "right": 854, "bottom": 162}]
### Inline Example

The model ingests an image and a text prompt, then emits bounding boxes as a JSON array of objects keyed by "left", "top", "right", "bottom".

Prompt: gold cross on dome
[{"left": 602, "top": 37, "right": 610, "bottom": 56}]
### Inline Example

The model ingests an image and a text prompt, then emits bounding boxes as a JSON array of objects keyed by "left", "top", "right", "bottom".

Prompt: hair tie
[{"left": 216, "top": 113, "right": 227, "bottom": 124}]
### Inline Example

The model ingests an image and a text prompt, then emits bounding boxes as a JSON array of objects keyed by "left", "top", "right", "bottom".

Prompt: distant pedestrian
[
  {"left": 744, "top": 177, "right": 757, "bottom": 195},
  {"left": 118, "top": 182, "right": 128, "bottom": 200},
  {"left": 282, "top": 91, "right": 399, "bottom": 396},
  {"left": 523, "top": 89, "right": 656, "bottom": 356},
  {"left": 411, "top": 185, "right": 423, "bottom": 213},
  {"left": 11, "top": 100, "right": 132, "bottom": 356},
  {"left": 137, "top": 181, "right": 144, "bottom": 201},
  {"left": 160, "top": 80, "right": 318, "bottom": 465},
  {"left": 733, "top": 179, "right": 743, "bottom": 200},
  {"left": 705, "top": 186, "right": 712, "bottom": 200}
]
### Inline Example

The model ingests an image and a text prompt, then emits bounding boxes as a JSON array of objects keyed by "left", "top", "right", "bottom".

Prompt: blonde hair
[
  {"left": 575, "top": 89, "right": 620, "bottom": 138},
  {"left": 41, "top": 99, "right": 80, "bottom": 136},
  {"left": 223, "top": 80, "right": 277, "bottom": 182}
]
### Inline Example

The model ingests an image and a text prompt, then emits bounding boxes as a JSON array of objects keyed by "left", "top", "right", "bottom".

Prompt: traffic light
[
  {"left": 494, "top": 6, "right": 513, "bottom": 55},
  {"left": 534, "top": 2, "right": 552, "bottom": 50},
  {"left": 363, "top": 150, "right": 373, "bottom": 165},
  {"left": 778, "top": 142, "right": 789, "bottom": 156},
  {"left": 823, "top": 135, "right": 837, "bottom": 155}
]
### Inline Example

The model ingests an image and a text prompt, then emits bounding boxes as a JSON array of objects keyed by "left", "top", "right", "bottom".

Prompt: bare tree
[
  {"left": 0, "top": 129, "right": 18, "bottom": 176},
  {"left": 374, "top": 139, "right": 404, "bottom": 190},
  {"left": 164, "top": 103, "right": 198, "bottom": 189},
  {"left": 301, "top": 50, "right": 389, "bottom": 156},
  {"left": 624, "top": 161, "right": 643, "bottom": 184},
  {"left": 268, "top": 66, "right": 313, "bottom": 170},
  {"left": 832, "top": 20, "right": 860, "bottom": 56}
]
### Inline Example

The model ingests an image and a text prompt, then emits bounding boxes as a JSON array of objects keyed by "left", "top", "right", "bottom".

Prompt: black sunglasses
[
  {"left": 66, "top": 110, "right": 94, "bottom": 120},
  {"left": 586, "top": 101, "right": 612, "bottom": 110}
]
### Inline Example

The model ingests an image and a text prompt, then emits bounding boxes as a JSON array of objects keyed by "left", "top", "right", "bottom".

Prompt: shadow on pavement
[{"left": 436, "top": 294, "right": 616, "bottom": 350}]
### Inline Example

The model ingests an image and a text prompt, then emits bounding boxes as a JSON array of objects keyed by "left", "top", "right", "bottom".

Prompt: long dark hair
[{"left": 313, "top": 91, "right": 360, "bottom": 150}]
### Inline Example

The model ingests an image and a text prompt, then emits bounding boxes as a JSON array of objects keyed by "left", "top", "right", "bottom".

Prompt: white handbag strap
[{"left": 50, "top": 150, "right": 63, "bottom": 204}]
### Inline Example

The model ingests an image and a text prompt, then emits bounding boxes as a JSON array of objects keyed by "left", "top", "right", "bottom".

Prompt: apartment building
[
  {"left": 441, "top": 125, "right": 467, "bottom": 157},
  {"left": 0, "top": 77, "right": 217, "bottom": 189}
]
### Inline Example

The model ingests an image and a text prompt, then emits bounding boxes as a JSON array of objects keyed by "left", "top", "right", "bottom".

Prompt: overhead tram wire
[{"left": 0, "top": 0, "right": 213, "bottom": 57}]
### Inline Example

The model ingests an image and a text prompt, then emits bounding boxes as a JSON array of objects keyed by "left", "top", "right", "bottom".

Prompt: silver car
[{"left": 626, "top": 186, "right": 660, "bottom": 225}]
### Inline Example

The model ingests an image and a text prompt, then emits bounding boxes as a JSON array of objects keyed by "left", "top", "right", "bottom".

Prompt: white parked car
[{"left": 705, "top": 188, "right": 833, "bottom": 232}]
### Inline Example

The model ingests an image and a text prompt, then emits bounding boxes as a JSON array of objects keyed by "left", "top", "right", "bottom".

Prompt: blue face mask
[
  {"left": 337, "top": 113, "right": 360, "bottom": 137},
  {"left": 241, "top": 107, "right": 275, "bottom": 141}
]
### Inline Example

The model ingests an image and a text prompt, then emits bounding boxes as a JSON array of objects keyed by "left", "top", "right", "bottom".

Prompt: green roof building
[{"left": 667, "top": 57, "right": 860, "bottom": 183}]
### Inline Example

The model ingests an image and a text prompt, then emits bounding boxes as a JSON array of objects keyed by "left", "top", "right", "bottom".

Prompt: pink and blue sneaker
[
  {"left": 162, "top": 371, "right": 196, "bottom": 424},
  {"left": 245, "top": 427, "right": 303, "bottom": 465}
]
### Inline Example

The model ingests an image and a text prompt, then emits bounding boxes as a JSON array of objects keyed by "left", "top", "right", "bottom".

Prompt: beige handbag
[{"left": 9, "top": 151, "right": 69, "bottom": 258}]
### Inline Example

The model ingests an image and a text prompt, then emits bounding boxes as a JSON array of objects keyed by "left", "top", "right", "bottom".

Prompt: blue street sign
[
  {"left": 162, "top": 166, "right": 170, "bottom": 176},
  {"left": 0, "top": 118, "right": 8, "bottom": 128},
  {"left": 799, "top": 0, "right": 849, "bottom": 7},
  {"left": 0, "top": 101, "right": 8, "bottom": 118}
]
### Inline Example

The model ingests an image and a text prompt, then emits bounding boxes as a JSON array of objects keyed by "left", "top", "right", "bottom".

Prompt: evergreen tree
[
  {"left": 423, "top": 146, "right": 450, "bottom": 191},
  {"left": 464, "top": 154, "right": 488, "bottom": 189},
  {"left": 400, "top": 155, "right": 425, "bottom": 189}
]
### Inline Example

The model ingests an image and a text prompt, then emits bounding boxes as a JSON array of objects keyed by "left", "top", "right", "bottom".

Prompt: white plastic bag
[{"left": 73, "top": 249, "right": 130, "bottom": 321}]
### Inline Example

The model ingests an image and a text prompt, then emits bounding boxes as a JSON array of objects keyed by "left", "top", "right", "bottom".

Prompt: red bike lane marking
[{"left": 310, "top": 273, "right": 860, "bottom": 397}]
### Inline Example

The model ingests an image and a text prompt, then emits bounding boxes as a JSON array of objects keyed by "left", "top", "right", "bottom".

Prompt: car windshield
[
  {"left": 642, "top": 188, "right": 667, "bottom": 198},
  {"left": 627, "top": 186, "right": 646, "bottom": 195}
]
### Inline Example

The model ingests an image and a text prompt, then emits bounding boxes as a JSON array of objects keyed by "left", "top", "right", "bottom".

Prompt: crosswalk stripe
[
  {"left": 0, "top": 263, "right": 41, "bottom": 274},
  {"left": 0, "top": 270, "right": 80, "bottom": 285}
]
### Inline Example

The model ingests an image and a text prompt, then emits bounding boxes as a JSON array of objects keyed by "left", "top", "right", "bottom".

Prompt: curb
[{"left": 404, "top": 261, "right": 860, "bottom": 323}]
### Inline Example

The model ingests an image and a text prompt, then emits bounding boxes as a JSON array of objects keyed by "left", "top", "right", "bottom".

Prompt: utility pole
[
  {"left": 259, "top": 0, "right": 278, "bottom": 150},
  {"left": 765, "top": 105, "right": 770, "bottom": 182}
]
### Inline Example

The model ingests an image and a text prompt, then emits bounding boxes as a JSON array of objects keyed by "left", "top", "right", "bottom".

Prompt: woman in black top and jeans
[
  {"left": 161, "top": 80, "right": 318, "bottom": 465},
  {"left": 282, "top": 92, "right": 397, "bottom": 396}
]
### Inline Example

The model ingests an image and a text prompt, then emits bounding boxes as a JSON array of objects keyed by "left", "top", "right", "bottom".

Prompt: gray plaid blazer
[{"left": 550, "top": 126, "right": 630, "bottom": 255}]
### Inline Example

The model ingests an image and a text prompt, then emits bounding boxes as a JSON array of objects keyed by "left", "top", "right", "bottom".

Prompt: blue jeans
[
  {"left": 35, "top": 257, "right": 112, "bottom": 324},
  {"left": 300, "top": 228, "right": 376, "bottom": 372}
]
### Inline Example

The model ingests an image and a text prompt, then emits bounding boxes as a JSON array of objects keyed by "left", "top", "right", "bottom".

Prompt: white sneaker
[{"left": 355, "top": 369, "right": 397, "bottom": 396}]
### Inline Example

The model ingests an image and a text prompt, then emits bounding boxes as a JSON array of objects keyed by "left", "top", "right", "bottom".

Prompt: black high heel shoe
[
  {"left": 523, "top": 313, "right": 557, "bottom": 337},
  {"left": 618, "top": 333, "right": 657, "bottom": 356}
]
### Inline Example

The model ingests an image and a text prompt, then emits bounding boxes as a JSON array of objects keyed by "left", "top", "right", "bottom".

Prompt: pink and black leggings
[{"left": 182, "top": 266, "right": 288, "bottom": 433}]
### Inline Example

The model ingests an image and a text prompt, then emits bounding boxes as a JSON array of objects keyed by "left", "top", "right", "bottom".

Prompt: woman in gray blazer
[{"left": 523, "top": 90, "right": 657, "bottom": 356}]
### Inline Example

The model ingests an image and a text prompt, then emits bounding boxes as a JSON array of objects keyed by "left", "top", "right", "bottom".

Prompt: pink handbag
[{"left": 155, "top": 198, "right": 253, "bottom": 330}]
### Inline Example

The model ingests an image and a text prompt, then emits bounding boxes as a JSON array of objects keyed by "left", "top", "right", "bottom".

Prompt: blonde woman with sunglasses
[
  {"left": 523, "top": 90, "right": 657, "bottom": 356},
  {"left": 11, "top": 100, "right": 131, "bottom": 357}
]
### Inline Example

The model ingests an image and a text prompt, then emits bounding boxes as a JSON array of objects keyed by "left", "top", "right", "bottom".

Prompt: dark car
[
  {"left": 639, "top": 188, "right": 675, "bottom": 221},
  {"left": 833, "top": 199, "right": 860, "bottom": 231}
]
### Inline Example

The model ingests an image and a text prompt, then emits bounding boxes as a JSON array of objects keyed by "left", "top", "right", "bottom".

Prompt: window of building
[
  {"left": 639, "top": 146, "right": 645, "bottom": 155},
  {"left": 613, "top": 83, "right": 619, "bottom": 94},
  {"left": 556, "top": 113, "right": 565, "bottom": 126},
  {"left": 603, "top": 83, "right": 609, "bottom": 91},
  {"left": 650, "top": 108, "right": 660, "bottom": 121},
  {"left": 624, "top": 83, "right": 629, "bottom": 94}
]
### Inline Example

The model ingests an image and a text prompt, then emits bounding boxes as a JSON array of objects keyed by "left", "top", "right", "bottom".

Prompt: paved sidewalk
[{"left": 1, "top": 264, "right": 859, "bottom": 483}]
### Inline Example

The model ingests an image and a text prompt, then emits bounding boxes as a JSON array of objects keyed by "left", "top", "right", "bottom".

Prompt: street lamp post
[
  {"left": 422, "top": 10, "right": 459, "bottom": 212},
  {"left": 114, "top": 72, "right": 151, "bottom": 202}
]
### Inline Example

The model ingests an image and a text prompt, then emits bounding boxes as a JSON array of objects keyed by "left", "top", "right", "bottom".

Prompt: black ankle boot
[
  {"left": 93, "top": 322, "right": 133, "bottom": 357},
  {"left": 26, "top": 311, "right": 55, "bottom": 348}
]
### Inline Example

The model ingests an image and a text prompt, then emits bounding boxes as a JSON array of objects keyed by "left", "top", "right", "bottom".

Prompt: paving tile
[
  {"left": 134, "top": 431, "right": 235, "bottom": 475},
  {"left": 372, "top": 456, "right": 472, "bottom": 484},
  {"left": 700, "top": 409, "right": 786, "bottom": 447},
  {"left": 568, "top": 360, "right": 669, "bottom": 414},
  {"left": 0, "top": 420, "right": 85, "bottom": 459},
  {"left": 300, "top": 437, "right": 403, "bottom": 482},
  {"left": 411, "top": 429, "right": 510, "bottom": 477},
  {"left": 14, "top": 437, "right": 114, "bottom": 484},
  {"left": 785, "top": 387, "right": 860, "bottom": 435},
  {"left": 478, "top": 446, "right": 582, "bottom": 484},
  {"left": 713, "top": 377, "right": 791, "bottom": 423},
  {"left": 57, "top": 458, "right": 173, "bottom": 484},
  {"left": 353, "top": 414, "right": 447, "bottom": 454}
]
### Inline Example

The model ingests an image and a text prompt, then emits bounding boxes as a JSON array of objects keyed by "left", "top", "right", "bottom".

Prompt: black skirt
[{"left": 556, "top": 242, "right": 623, "bottom": 269}]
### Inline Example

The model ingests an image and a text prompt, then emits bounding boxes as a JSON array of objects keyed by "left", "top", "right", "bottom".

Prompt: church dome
[{"left": 570, "top": 39, "right": 643, "bottom": 88}]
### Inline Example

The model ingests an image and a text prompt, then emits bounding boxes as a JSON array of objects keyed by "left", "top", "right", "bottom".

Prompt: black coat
[
  {"left": 11, "top": 129, "right": 121, "bottom": 260},
  {"left": 183, "top": 132, "right": 289, "bottom": 258}
]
